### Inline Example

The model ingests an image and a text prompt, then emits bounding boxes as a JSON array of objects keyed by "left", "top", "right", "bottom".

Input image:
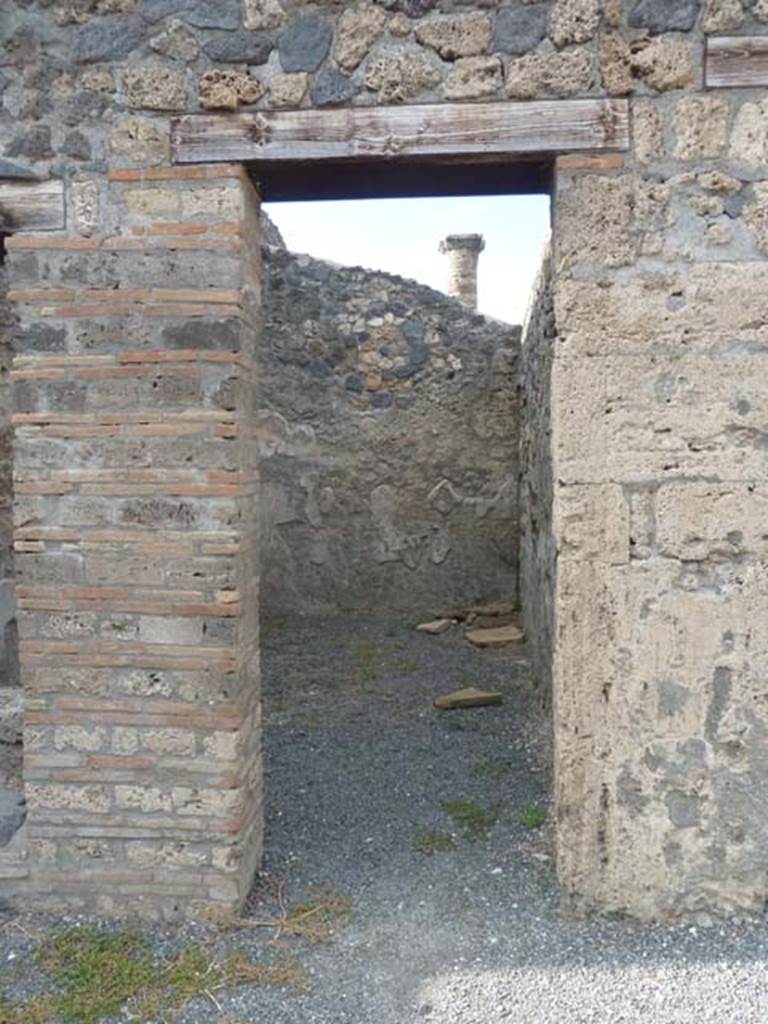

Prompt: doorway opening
[{"left": 248, "top": 182, "right": 556, "bottom": 961}]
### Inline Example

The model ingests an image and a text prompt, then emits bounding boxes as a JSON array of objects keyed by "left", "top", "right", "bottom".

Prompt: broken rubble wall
[
  {"left": 259, "top": 241, "right": 522, "bottom": 617},
  {"left": 519, "top": 246, "right": 555, "bottom": 701}
]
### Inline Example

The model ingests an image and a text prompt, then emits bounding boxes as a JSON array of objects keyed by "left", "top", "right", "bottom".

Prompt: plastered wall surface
[{"left": 0, "top": 0, "right": 766, "bottom": 920}]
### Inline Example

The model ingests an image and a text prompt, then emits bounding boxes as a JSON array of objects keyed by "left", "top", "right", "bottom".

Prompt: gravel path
[{"left": 1, "top": 612, "right": 768, "bottom": 1023}]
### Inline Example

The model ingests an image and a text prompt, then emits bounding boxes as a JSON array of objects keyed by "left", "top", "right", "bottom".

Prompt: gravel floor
[{"left": 1, "top": 612, "right": 768, "bottom": 1023}]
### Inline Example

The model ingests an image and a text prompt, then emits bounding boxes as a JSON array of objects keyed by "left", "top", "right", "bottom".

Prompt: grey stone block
[
  {"left": 0, "top": 790, "right": 25, "bottom": 847},
  {"left": 278, "top": 15, "right": 333, "bottom": 72},
  {"left": 629, "top": 0, "right": 701, "bottom": 33},
  {"left": 493, "top": 4, "right": 548, "bottom": 55},
  {"left": 310, "top": 67, "right": 358, "bottom": 106},
  {"left": 141, "top": 0, "right": 241, "bottom": 29},
  {"left": 0, "top": 159, "right": 38, "bottom": 180},
  {"left": 72, "top": 16, "right": 145, "bottom": 63},
  {"left": 203, "top": 31, "right": 273, "bottom": 64}
]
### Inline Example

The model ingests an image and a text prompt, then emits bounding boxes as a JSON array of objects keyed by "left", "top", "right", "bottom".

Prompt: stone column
[
  {"left": 6, "top": 164, "right": 263, "bottom": 919},
  {"left": 439, "top": 234, "right": 485, "bottom": 310}
]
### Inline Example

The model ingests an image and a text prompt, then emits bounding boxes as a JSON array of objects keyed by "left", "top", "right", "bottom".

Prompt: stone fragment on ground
[
  {"left": 465, "top": 624, "right": 526, "bottom": 648},
  {"left": 434, "top": 687, "right": 503, "bottom": 710},
  {"left": 436, "top": 601, "right": 516, "bottom": 621},
  {"left": 416, "top": 619, "right": 453, "bottom": 634}
]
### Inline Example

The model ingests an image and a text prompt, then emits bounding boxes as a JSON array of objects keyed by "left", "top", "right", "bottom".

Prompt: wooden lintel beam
[
  {"left": 706, "top": 35, "right": 768, "bottom": 87},
  {"left": 0, "top": 180, "right": 65, "bottom": 233},
  {"left": 171, "top": 99, "right": 630, "bottom": 167}
]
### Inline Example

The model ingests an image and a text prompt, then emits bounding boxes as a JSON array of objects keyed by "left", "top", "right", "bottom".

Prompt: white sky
[{"left": 264, "top": 194, "right": 551, "bottom": 325}]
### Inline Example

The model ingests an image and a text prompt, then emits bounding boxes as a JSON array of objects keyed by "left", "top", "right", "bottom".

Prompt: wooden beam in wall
[
  {"left": 706, "top": 35, "right": 768, "bottom": 87},
  {"left": 0, "top": 180, "right": 65, "bottom": 232},
  {"left": 171, "top": 99, "right": 630, "bottom": 167}
]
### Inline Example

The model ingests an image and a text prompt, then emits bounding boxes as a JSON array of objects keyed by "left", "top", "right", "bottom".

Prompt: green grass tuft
[
  {"left": 441, "top": 798, "right": 501, "bottom": 840},
  {"left": 413, "top": 829, "right": 456, "bottom": 856},
  {"left": 518, "top": 803, "right": 547, "bottom": 829}
]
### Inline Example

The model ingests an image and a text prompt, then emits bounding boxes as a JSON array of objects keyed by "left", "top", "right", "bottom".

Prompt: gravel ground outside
[{"left": 1, "top": 612, "right": 767, "bottom": 1023}]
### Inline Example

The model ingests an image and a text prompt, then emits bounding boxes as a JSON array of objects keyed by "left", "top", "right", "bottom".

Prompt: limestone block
[
  {"left": 655, "top": 483, "right": 768, "bottom": 562},
  {"left": 702, "top": 0, "right": 745, "bottom": 31},
  {"left": 672, "top": 96, "right": 729, "bottom": 160},
  {"left": 554, "top": 262, "right": 768, "bottom": 358},
  {"left": 600, "top": 30, "right": 633, "bottom": 95},
  {"left": 364, "top": 47, "right": 441, "bottom": 102},
  {"left": 110, "top": 117, "right": 170, "bottom": 166},
  {"left": 127, "top": 841, "right": 209, "bottom": 867},
  {"left": 138, "top": 616, "right": 204, "bottom": 645},
  {"left": 244, "top": 0, "right": 286, "bottom": 30},
  {"left": 27, "top": 784, "right": 111, "bottom": 813},
  {"left": 729, "top": 99, "right": 768, "bottom": 170},
  {"left": 71, "top": 178, "right": 99, "bottom": 237},
  {"left": 556, "top": 174, "right": 638, "bottom": 268},
  {"left": 442, "top": 56, "right": 503, "bottom": 99},
  {"left": 268, "top": 72, "right": 308, "bottom": 107},
  {"left": 549, "top": 0, "right": 601, "bottom": 48},
  {"left": 122, "top": 64, "right": 187, "bottom": 111},
  {"left": 334, "top": 3, "right": 387, "bottom": 71},
  {"left": 630, "top": 38, "right": 694, "bottom": 92},
  {"left": 54, "top": 726, "right": 106, "bottom": 752},
  {"left": 0, "top": 691, "right": 22, "bottom": 747},
  {"left": 506, "top": 47, "right": 595, "bottom": 99},
  {"left": 633, "top": 99, "right": 665, "bottom": 163},
  {"left": 389, "top": 12, "right": 411, "bottom": 37},
  {"left": 744, "top": 182, "right": 768, "bottom": 254},
  {"left": 113, "top": 727, "right": 139, "bottom": 755},
  {"left": 414, "top": 13, "right": 492, "bottom": 60},
  {"left": 143, "top": 729, "right": 197, "bottom": 755},
  {"left": 115, "top": 785, "right": 172, "bottom": 813},
  {"left": 557, "top": 484, "right": 630, "bottom": 565},
  {"left": 198, "top": 69, "right": 263, "bottom": 110},
  {"left": 552, "top": 351, "right": 768, "bottom": 483}
]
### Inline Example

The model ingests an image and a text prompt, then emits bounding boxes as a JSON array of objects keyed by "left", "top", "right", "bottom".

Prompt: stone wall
[
  {"left": 259, "top": 237, "right": 521, "bottom": 618},
  {"left": 3, "top": 0, "right": 768, "bottom": 922},
  {"left": 519, "top": 246, "right": 555, "bottom": 702}
]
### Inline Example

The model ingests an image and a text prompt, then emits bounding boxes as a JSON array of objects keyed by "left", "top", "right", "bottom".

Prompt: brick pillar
[{"left": 6, "top": 164, "right": 262, "bottom": 918}]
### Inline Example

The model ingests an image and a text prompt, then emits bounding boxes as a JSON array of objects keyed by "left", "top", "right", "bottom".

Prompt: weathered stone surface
[
  {"left": 140, "top": 0, "right": 240, "bottom": 28},
  {"left": 673, "top": 96, "right": 729, "bottom": 160},
  {"left": 630, "top": 38, "right": 694, "bottom": 92},
  {"left": 600, "top": 30, "right": 633, "bottom": 95},
  {"left": 629, "top": 0, "right": 701, "bottom": 33},
  {"left": 364, "top": 47, "right": 441, "bottom": 102},
  {"left": 0, "top": 789, "right": 24, "bottom": 846},
  {"left": 243, "top": 0, "right": 286, "bottom": 30},
  {"left": 755, "top": 0, "right": 768, "bottom": 21},
  {"left": 443, "top": 56, "right": 503, "bottom": 100},
  {"left": 702, "top": 0, "right": 745, "bottom": 31},
  {"left": 414, "top": 13, "right": 492, "bottom": 60},
  {"left": 744, "top": 182, "right": 768, "bottom": 254},
  {"left": 633, "top": 99, "right": 664, "bottom": 163},
  {"left": 268, "top": 72, "right": 308, "bottom": 107},
  {"left": 203, "top": 30, "right": 272, "bottom": 63},
  {"left": 278, "top": 15, "right": 333, "bottom": 72},
  {"left": 549, "top": 0, "right": 601, "bottom": 48},
  {"left": 434, "top": 687, "right": 503, "bottom": 710},
  {"left": 72, "top": 15, "right": 144, "bottom": 62},
  {"left": 334, "top": 3, "right": 387, "bottom": 71},
  {"left": 0, "top": 158, "right": 38, "bottom": 180},
  {"left": 110, "top": 116, "right": 170, "bottom": 165},
  {"left": 149, "top": 17, "right": 200, "bottom": 60},
  {"left": 198, "top": 69, "right": 263, "bottom": 109},
  {"left": 506, "top": 48, "right": 594, "bottom": 99},
  {"left": 465, "top": 625, "right": 525, "bottom": 648},
  {"left": 493, "top": 4, "right": 548, "bottom": 55},
  {"left": 71, "top": 178, "right": 99, "bottom": 236},
  {"left": 310, "top": 67, "right": 359, "bottom": 106},
  {"left": 729, "top": 99, "right": 768, "bottom": 169},
  {"left": 123, "top": 64, "right": 187, "bottom": 110}
]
